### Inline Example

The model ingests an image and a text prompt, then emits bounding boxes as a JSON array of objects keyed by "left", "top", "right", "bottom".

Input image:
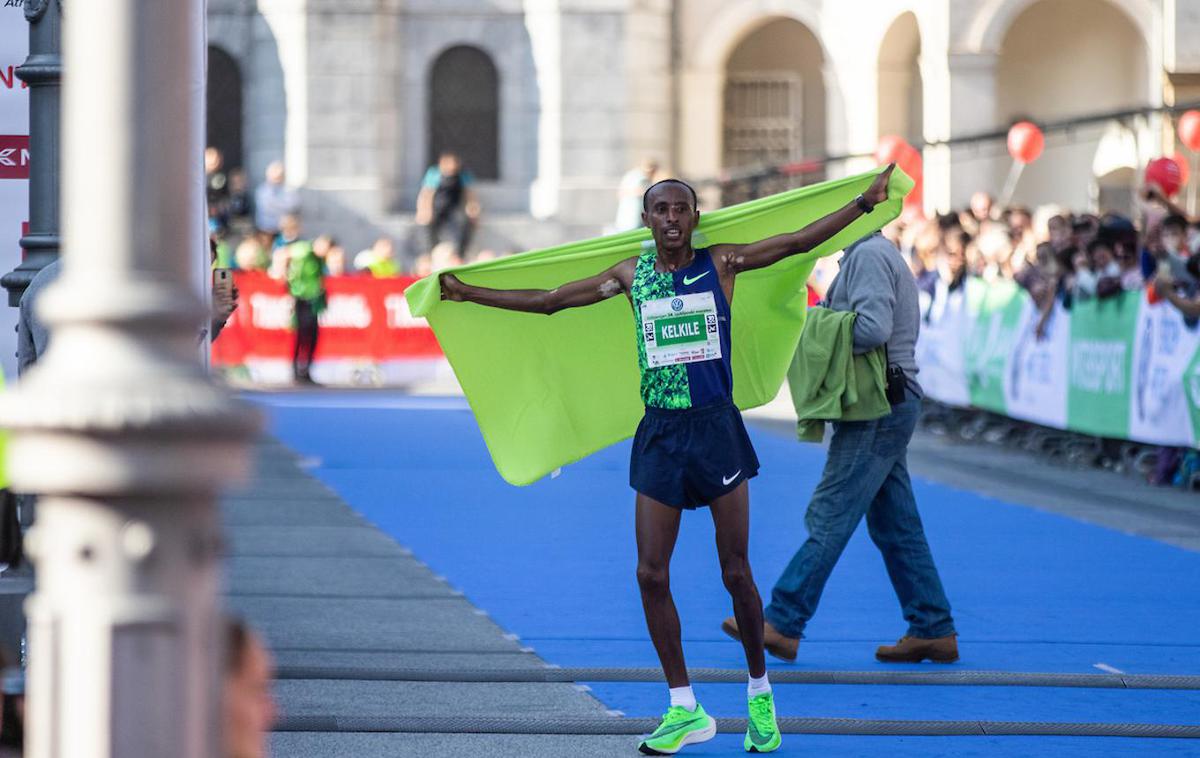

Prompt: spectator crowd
[
  {"left": 870, "top": 186, "right": 1200, "bottom": 335},
  {"left": 205, "top": 147, "right": 499, "bottom": 286},
  {"left": 852, "top": 185, "right": 1200, "bottom": 490},
  {"left": 206, "top": 147, "right": 506, "bottom": 382}
]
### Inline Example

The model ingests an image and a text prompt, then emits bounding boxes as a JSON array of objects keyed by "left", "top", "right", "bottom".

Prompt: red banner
[{"left": 212, "top": 272, "right": 442, "bottom": 366}]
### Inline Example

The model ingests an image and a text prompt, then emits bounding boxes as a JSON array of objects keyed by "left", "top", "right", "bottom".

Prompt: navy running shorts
[{"left": 629, "top": 400, "right": 760, "bottom": 510}]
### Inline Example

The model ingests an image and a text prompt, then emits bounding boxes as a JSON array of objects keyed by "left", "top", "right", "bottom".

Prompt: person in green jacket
[
  {"left": 354, "top": 237, "right": 401, "bottom": 278},
  {"left": 285, "top": 241, "right": 326, "bottom": 384}
]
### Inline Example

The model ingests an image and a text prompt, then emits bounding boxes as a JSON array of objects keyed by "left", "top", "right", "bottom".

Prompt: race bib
[{"left": 640, "top": 292, "right": 722, "bottom": 368}]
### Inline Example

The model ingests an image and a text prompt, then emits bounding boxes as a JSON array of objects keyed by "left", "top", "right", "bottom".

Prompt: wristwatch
[{"left": 855, "top": 194, "right": 875, "bottom": 214}]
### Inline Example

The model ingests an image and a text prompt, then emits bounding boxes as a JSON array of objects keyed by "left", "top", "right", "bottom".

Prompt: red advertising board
[
  {"left": 0, "top": 133, "right": 27, "bottom": 179},
  {"left": 212, "top": 272, "right": 442, "bottom": 368}
]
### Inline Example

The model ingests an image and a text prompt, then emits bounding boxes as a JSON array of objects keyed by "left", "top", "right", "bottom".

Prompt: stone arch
[
  {"left": 722, "top": 17, "right": 827, "bottom": 170},
  {"left": 676, "top": 1, "right": 845, "bottom": 184},
  {"left": 689, "top": 0, "right": 826, "bottom": 74},
  {"left": 205, "top": 9, "right": 287, "bottom": 190},
  {"left": 966, "top": 0, "right": 1157, "bottom": 55},
  {"left": 965, "top": 0, "right": 1159, "bottom": 108},
  {"left": 401, "top": 16, "right": 538, "bottom": 213},
  {"left": 993, "top": 0, "right": 1151, "bottom": 209},
  {"left": 877, "top": 11, "right": 923, "bottom": 146},
  {"left": 206, "top": 45, "right": 244, "bottom": 170},
  {"left": 427, "top": 45, "right": 501, "bottom": 181}
]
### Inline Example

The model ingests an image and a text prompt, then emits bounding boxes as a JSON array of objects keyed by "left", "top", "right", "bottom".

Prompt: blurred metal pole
[
  {"left": 0, "top": 0, "right": 258, "bottom": 755},
  {"left": 0, "top": 0, "right": 60, "bottom": 306},
  {"left": 1190, "top": 154, "right": 1198, "bottom": 217}
]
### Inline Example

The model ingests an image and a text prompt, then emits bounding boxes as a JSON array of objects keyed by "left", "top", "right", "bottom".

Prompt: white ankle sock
[
  {"left": 669, "top": 685, "right": 697, "bottom": 711},
  {"left": 747, "top": 673, "right": 771, "bottom": 697}
]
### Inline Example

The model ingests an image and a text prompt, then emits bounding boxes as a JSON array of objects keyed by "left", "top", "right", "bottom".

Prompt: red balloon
[
  {"left": 904, "top": 173, "right": 924, "bottom": 213},
  {"left": 897, "top": 144, "right": 923, "bottom": 182},
  {"left": 1146, "top": 157, "right": 1183, "bottom": 197},
  {"left": 1007, "top": 121, "right": 1045, "bottom": 164},
  {"left": 1178, "top": 110, "right": 1200, "bottom": 153},
  {"left": 1173, "top": 152, "right": 1190, "bottom": 187},
  {"left": 875, "top": 135, "right": 911, "bottom": 165}
]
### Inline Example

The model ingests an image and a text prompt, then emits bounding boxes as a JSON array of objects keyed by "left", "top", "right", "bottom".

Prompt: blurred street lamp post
[
  {"left": 0, "top": 1, "right": 257, "bottom": 755},
  {"left": 0, "top": 0, "right": 61, "bottom": 305}
]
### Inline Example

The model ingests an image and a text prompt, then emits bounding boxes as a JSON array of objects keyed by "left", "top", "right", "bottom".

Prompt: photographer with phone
[
  {"left": 210, "top": 237, "right": 241, "bottom": 342},
  {"left": 211, "top": 267, "right": 239, "bottom": 341},
  {"left": 735, "top": 231, "right": 958, "bottom": 665}
]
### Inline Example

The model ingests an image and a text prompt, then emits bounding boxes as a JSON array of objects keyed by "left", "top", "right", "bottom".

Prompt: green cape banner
[{"left": 406, "top": 168, "right": 914, "bottom": 485}]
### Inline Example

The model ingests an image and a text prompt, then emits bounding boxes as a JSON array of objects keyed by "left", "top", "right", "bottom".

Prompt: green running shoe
[
  {"left": 637, "top": 703, "right": 716, "bottom": 755},
  {"left": 744, "top": 691, "right": 782, "bottom": 753}
]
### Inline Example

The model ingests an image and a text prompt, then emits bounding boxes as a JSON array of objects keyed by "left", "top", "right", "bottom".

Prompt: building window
[
  {"left": 723, "top": 73, "right": 803, "bottom": 169},
  {"left": 428, "top": 46, "right": 500, "bottom": 180},
  {"left": 719, "top": 16, "right": 828, "bottom": 206}
]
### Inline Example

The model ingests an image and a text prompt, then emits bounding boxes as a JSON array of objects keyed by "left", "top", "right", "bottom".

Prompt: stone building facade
[{"left": 206, "top": 0, "right": 1200, "bottom": 255}]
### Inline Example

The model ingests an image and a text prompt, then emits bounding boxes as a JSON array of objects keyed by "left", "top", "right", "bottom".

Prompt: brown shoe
[
  {"left": 875, "top": 634, "right": 959, "bottom": 663},
  {"left": 720, "top": 617, "right": 799, "bottom": 662}
]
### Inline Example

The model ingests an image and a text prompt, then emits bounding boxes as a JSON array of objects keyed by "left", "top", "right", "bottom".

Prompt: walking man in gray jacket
[{"left": 723, "top": 231, "right": 957, "bottom": 663}]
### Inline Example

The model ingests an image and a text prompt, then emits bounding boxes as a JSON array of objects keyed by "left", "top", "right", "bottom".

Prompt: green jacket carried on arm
[{"left": 788, "top": 307, "right": 891, "bottom": 443}]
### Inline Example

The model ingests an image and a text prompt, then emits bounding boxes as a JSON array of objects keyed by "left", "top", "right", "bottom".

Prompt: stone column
[
  {"left": 524, "top": 0, "right": 564, "bottom": 220},
  {"left": 826, "top": 58, "right": 875, "bottom": 178},
  {"left": 923, "top": 51, "right": 1000, "bottom": 214},
  {"left": 1, "top": 0, "right": 61, "bottom": 306},
  {"left": 299, "top": 0, "right": 405, "bottom": 250},
  {"left": 258, "top": 0, "right": 309, "bottom": 186},
  {"left": 0, "top": 0, "right": 258, "bottom": 755},
  {"left": 526, "top": 0, "right": 672, "bottom": 226},
  {"left": 675, "top": 67, "right": 722, "bottom": 180}
]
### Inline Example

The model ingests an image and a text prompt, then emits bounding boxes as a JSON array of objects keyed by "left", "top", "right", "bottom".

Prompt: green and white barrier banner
[{"left": 916, "top": 280, "right": 1200, "bottom": 448}]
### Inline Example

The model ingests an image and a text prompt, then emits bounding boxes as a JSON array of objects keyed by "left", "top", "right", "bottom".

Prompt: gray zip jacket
[{"left": 823, "top": 232, "right": 921, "bottom": 391}]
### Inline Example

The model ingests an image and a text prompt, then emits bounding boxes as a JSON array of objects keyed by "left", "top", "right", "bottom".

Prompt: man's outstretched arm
[
  {"left": 439, "top": 258, "right": 635, "bottom": 315},
  {"left": 713, "top": 164, "right": 895, "bottom": 275}
]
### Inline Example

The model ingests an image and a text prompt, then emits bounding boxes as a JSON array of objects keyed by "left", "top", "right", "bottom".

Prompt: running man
[{"left": 440, "top": 166, "right": 895, "bottom": 755}]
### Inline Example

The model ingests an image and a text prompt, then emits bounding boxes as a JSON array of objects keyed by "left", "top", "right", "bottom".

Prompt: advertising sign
[
  {"left": 211, "top": 272, "right": 446, "bottom": 385},
  {"left": 0, "top": 8, "right": 27, "bottom": 380},
  {"left": 917, "top": 282, "right": 1200, "bottom": 448}
]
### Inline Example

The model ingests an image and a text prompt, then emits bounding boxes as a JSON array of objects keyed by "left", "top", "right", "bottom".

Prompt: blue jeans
[{"left": 764, "top": 393, "right": 956, "bottom": 640}]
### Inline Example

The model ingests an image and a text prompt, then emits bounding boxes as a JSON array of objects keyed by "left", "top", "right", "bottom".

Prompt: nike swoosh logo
[
  {"left": 682, "top": 270, "right": 710, "bottom": 286},
  {"left": 748, "top": 720, "right": 775, "bottom": 745},
  {"left": 650, "top": 716, "right": 704, "bottom": 739},
  {"left": 722, "top": 470, "right": 741, "bottom": 486}
]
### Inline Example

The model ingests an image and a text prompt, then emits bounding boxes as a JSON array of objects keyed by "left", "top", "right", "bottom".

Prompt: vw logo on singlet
[{"left": 670, "top": 297, "right": 684, "bottom": 312}]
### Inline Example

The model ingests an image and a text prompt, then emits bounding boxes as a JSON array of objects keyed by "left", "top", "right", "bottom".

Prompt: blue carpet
[
  {"left": 608, "top": 734, "right": 1200, "bottom": 757},
  {"left": 583, "top": 682, "right": 1199, "bottom": 723},
  {"left": 253, "top": 391, "right": 1200, "bottom": 755}
]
